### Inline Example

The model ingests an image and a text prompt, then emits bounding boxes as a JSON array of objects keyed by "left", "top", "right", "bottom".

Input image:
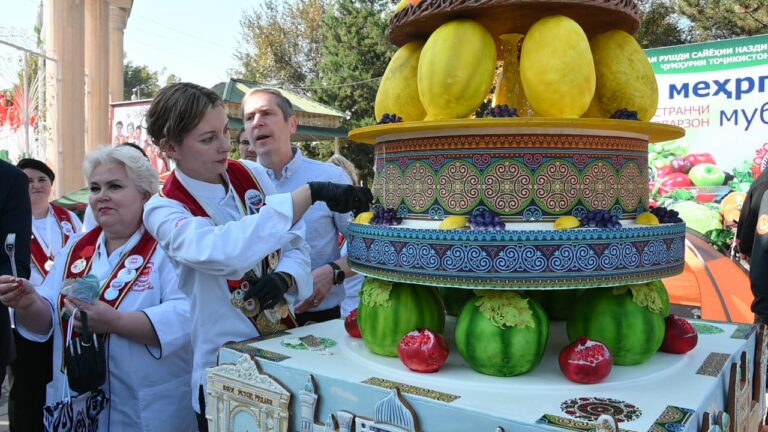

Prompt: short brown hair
[
  {"left": 241, "top": 88, "right": 294, "bottom": 121},
  {"left": 146, "top": 82, "right": 224, "bottom": 153}
]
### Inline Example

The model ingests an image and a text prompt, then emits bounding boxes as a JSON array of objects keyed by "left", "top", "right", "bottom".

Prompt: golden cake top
[{"left": 388, "top": 0, "right": 641, "bottom": 47}]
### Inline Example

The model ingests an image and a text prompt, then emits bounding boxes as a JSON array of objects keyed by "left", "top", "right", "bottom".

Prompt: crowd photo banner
[
  {"left": 647, "top": 34, "right": 768, "bottom": 177},
  {"left": 109, "top": 100, "right": 170, "bottom": 175}
]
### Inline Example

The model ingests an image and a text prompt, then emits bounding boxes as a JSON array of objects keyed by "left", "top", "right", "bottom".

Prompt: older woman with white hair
[{"left": 0, "top": 146, "right": 195, "bottom": 431}]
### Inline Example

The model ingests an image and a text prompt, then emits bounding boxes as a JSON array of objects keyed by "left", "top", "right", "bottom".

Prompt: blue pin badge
[{"left": 245, "top": 189, "right": 264, "bottom": 214}]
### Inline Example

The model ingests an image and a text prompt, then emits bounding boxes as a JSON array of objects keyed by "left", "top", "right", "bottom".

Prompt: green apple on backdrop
[{"left": 688, "top": 163, "right": 725, "bottom": 187}]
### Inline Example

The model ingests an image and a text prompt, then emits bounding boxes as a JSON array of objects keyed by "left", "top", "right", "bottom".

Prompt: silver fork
[{"left": 5, "top": 233, "right": 17, "bottom": 278}]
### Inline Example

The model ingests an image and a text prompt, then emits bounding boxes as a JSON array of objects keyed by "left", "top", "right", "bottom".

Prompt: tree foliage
[
  {"left": 636, "top": 0, "right": 693, "bottom": 48},
  {"left": 123, "top": 61, "right": 162, "bottom": 100},
  {"left": 677, "top": 0, "right": 767, "bottom": 40},
  {"left": 233, "top": 0, "right": 328, "bottom": 87},
  {"left": 165, "top": 73, "right": 183, "bottom": 86},
  {"left": 308, "top": 0, "right": 395, "bottom": 184}
]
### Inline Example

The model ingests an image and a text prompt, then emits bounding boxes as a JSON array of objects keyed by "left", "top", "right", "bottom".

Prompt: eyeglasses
[{"left": 239, "top": 140, "right": 249, "bottom": 146}]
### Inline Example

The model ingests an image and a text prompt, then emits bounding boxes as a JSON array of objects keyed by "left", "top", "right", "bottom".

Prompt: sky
[{"left": 0, "top": 0, "right": 259, "bottom": 89}]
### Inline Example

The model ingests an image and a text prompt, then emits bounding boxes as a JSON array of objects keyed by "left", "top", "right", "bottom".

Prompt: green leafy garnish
[
  {"left": 474, "top": 290, "right": 535, "bottom": 329},
  {"left": 612, "top": 283, "right": 663, "bottom": 314},
  {"left": 361, "top": 278, "right": 393, "bottom": 307}
]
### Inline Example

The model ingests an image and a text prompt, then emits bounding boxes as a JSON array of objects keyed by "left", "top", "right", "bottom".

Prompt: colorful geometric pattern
[
  {"left": 280, "top": 336, "right": 337, "bottom": 351},
  {"left": 696, "top": 352, "right": 731, "bottom": 377},
  {"left": 224, "top": 342, "right": 291, "bottom": 363},
  {"left": 691, "top": 323, "right": 725, "bottom": 335},
  {"left": 560, "top": 396, "right": 642, "bottom": 423},
  {"left": 648, "top": 405, "right": 695, "bottom": 431},
  {"left": 535, "top": 414, "right": 635, "bottom": 431},
  {"left": 371, "top": 134, "right": 649, "bottom": 220},
  {"left": 361, "top": 377, "right": 460, "bottom": 403},
  {"left": 730, "top": 324, "right": 755, "bottom": 339},
  {"left": 348, "top": 222, "right": 685, "bottom": 289}
]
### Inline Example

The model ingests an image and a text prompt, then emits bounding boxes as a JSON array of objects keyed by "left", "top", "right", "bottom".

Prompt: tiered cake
[{"left": 343, "top": 0, "right": 690, "bottom": 381}]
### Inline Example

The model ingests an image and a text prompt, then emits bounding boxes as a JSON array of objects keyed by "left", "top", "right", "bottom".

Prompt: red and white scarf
[
  {"left": 58, "top": 227, "right": 157, "bottom": 364},
  {"left": 31, "top": 204, "right": 78, "bottom": 277},
  {"left": 159, "top": 160, "right": 296, "bottom": 332}
]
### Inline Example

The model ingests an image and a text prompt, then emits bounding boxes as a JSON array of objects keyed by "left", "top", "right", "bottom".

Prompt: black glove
[
  {"left": 308, "top": 181, "right": 373, "bottom": 215},
  {"left": 242, "top": 272, "right": 291, "bottom": 310}
]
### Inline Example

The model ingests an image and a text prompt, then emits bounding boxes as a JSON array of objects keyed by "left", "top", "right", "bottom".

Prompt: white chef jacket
[
  {"left": 17, "top": 227, "right": 195, "bottom": 432},
  {"left": 30, "top": 205, "right": 83, "bottom": 286},
  {"left": 143, "top": 161, "right": 312, "bottom": 413}
]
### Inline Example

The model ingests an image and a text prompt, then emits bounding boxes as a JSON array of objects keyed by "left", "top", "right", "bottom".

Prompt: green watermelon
[
  {"left": 567, "top": 284, "right": 665, "bottom": 365},
  {"left": 358, "top": 278, "right": 445, "bottom": 357},
  {"left": 437, "top": 287, "right": 475, "bottom": 316},
  {"left": 524, "top": 289, "right": 583, "bottom": 320},
  {"left": 454, "top": 291, "right": 550, "bottom": 376}
]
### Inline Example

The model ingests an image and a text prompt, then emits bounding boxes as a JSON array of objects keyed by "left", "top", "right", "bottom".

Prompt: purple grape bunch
[
  {"left": 610, "top": 108, "right": 640, "bottom": 121},
  {"left": 580, "top": 209, "right": 622, "bottom": 228},
  {"left": 377, "top": 113, "right": 404, "bottom": 124},
  {"left": 470, "top": 208, "right": 506, "bottom": 230},
  {"left": 371, "top": 207, "right": 403, "bottom": 226},
  {"left": 477, "top": 104, "right": 519, "bottom": 118},
  {"left": 649, "top": 206, "right": 683, "bottom": 223}
]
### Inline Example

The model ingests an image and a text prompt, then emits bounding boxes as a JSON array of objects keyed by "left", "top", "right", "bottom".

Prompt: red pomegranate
[
  {"left": 397, "top": 328, "right": 449, "bottom": 373},
  {"left": 660, "top": 314, "right": 698, "bottom": 354},
  {"left": 344, "top": 309, "right": 362, "bottom": 338},
  {"left": 559, "top": 337, "right": 613, "bottom": 384}
]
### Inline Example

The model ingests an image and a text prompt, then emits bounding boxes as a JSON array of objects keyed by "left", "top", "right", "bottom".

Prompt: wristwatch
[{"left": 328, "top": 262, "right": 345, "bottom": 284}]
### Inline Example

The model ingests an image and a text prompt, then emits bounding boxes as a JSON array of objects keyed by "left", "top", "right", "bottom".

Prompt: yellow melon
[
  {"left": 520, "top": 15, "right": 595, "bottom": 117},
  {"left": 418, "top": 19, "right": 497, "bottom": 120},
  {"left": 586, "top": 30, "right": 659, "bottom": 121},
  {"left": 375, "top": 41, "right": 426, "bottom": 122}
]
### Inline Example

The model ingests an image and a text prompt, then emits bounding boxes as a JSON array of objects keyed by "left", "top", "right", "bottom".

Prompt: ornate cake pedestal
[{"left": 212, "top": 318, "right": 766, "bottom": 432}]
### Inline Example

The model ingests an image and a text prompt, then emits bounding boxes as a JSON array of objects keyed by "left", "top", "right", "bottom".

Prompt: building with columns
[{"left": 44, "top": 0, "right": 132, "bottom": 196}]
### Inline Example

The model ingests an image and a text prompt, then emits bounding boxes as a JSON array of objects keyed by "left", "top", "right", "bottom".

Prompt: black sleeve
[
  {"left": 737, "top": 187, "right": 758, "bottom": 256},
  {"left": 737, "top": 172, "right": 768, "bottom": 257},
  {"left": 0, "top": 162, "right": 32, "bottom": 279},
  {"left": 0, "top": 161, "right": 32, "bottom": 368}
]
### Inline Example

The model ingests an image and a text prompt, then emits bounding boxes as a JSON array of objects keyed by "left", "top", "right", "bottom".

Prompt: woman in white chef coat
[
  {"left": 142, "top": 82, "right": 371, "bottom": 431},
  {"left": 17, "top": 158, "right": 83, "bottom": 285},
  {"left": 0, "top": 146, "right": 195, "bottom": 431}
]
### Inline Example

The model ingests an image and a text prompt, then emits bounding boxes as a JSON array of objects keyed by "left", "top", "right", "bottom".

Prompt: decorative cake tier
[
  {"left": 348, "top": 221, "right": 685, "bottom": 289},
  {"left": 354, "top": 119, "right": 683, "bottom": 221},
  {"left": 388, "top": 0, "right": 642, "bottom": 49},
  {"left": 347, "top": 119, "right": 686, "bottom": 289}
]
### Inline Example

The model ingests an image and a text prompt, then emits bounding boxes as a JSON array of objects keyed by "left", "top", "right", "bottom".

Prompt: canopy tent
[
  {"left": 53, "top": 186, "right": 89, "bottom": 211},
  {"left": 211, "top": 78, "right": 349, "bottom": 142},
  {"left": 664, "top": 230, "right": 754, "bottom": 323}
]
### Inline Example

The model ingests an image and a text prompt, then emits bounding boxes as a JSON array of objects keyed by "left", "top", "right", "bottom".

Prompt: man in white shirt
[{"left": 243, "top": 88, "right": 356, "bottom": 324}]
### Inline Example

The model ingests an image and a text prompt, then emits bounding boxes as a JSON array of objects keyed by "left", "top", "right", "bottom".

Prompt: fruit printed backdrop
[{"left": 647, "top": 34, "right": 768, "bottom": 174}]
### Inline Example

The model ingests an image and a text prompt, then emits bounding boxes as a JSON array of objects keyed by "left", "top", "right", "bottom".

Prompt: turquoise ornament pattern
[{"left": 348, "top": 222, "right": 685, "bottom": 289}]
